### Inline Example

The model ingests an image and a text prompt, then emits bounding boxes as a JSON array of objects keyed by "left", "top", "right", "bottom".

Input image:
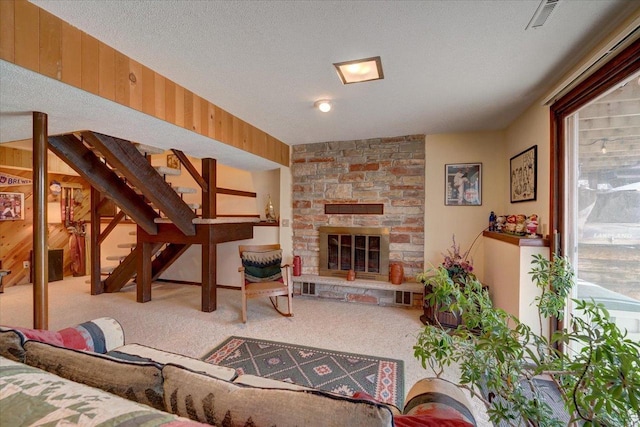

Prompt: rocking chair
[{"left": 238, "top": 244, "right": 293, "bottom": 323}]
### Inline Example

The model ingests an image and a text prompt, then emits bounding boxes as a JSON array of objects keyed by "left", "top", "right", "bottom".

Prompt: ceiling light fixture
[
  {"left": 601, "top": 140, "right": 607, "bottom": 154},
  {"left": 333, "top": 56, "right": 384, "bottom": 85},
  {"left": 314, "top": 99, "right": 332, "bottom": 113}
]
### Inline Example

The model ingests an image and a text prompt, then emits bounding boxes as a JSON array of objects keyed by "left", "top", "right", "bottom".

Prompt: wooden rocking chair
[{"left": 238, "top": 244, "right": 293, "bottom": 323}]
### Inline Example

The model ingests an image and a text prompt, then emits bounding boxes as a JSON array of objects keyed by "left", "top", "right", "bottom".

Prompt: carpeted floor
[
  {"left": 0, "top": 276, "right": 491, "bottom": 425},
  {"left": 203, "top": 336, "right": 404, "bottom": 408}
]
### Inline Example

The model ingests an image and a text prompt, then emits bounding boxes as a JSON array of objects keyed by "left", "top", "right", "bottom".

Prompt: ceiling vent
[{"left": 526, "top": 0, "right": 560, "bottom": 30}]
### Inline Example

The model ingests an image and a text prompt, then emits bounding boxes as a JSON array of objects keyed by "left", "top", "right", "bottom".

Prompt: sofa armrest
[{"left": 1, "top": 317, "right": 124, "bottom": 354}]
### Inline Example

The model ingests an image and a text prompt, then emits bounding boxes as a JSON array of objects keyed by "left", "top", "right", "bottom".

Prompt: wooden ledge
[{"left": 483, "top": 231, "right": 549, "bottom": 247}]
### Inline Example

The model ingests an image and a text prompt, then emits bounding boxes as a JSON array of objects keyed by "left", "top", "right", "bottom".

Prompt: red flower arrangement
[{"left": 442, "top": 235, "right": 474, "bottom": 282}]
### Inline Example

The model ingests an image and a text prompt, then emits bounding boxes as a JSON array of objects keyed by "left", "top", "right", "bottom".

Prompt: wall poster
[{"left": 445, "top": 163, "right": 482, "bottom": 206}]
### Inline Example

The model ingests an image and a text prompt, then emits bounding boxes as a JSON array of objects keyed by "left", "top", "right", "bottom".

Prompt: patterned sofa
[{"left": 0, "top": 318, "right": 476, "bottom": 427}]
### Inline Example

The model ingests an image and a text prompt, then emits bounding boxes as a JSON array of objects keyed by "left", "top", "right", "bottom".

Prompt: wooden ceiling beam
[
  {"left": 579, "top": 128, "right": 640, "bottom": 141},
  {"left": 578, "top": 114, "right": 640, "bottom": 130},
  {"left": 579, "top": 100, "right": 639, "bottom": 119}
]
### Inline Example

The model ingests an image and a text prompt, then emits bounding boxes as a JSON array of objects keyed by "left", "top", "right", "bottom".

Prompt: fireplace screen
[{"left": 320, "top": 227, "right": 389, "bottom": 281}]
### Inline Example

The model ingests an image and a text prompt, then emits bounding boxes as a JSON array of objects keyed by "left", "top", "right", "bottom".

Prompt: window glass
[{"left": 567, "top": 70, "right": 640, "bottom": 341}]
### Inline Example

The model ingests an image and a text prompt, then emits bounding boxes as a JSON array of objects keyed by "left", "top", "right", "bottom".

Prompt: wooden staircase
[{"left": 48, "top": 131, "right": 254, "bottom": 312}]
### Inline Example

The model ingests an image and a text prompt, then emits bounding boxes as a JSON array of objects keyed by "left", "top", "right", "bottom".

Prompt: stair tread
[
  {"left": 154, "top": 217, "right": 259, "bottom": 224},
  {"left": 173, "top": 186, "right": 197, "bottom": 194},
  {"left": 106, "top": 255, "right": 126, "bottom": 261},
  {"left": 117, "top": 243, "right": 136, "bottom": 249},
  {"left": 187, "top": 203, "right": 201, "bottom": 209},
  {"left": 154, "top": 166, "right": 181, "bottom": 176},
  {"left": 134, "top": 143, "right": 165, "bottom": 155},
  {"left": 194, "top": 217, "right": 261, "bottom": 224},
  {"left": 101, "top": 266, "right": 116, "bottom": 274}
]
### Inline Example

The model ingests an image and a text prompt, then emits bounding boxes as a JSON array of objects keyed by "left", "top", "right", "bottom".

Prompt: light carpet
[
  {"left": 0, "top": 276, "right": 491, "bottom": 425},
  {"left": 203, "top": 336, "right": 404, "bottom": 408}
]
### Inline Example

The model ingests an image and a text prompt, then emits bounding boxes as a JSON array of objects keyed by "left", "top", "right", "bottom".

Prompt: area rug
[{"left": 202, "top": 336, "right": 404, "bottom": 408}]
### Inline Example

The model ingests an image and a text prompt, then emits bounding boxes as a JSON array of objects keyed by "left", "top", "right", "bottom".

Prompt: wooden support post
[
  {"left": 202, "top": 238, "right": 216, "bottom": 312},
  {"left": 90, "top": 187, "right": 103, "bottom": 295},
  {"left": 32, "top": 112, "right": 48, "bottom": 329},
  {"left": 201, "top": 158, "right": 216, "bottom": 219},
  {"left": 201, "top": 158, "right": 217, "bottom": 311},
  {"left": 137, "top": 240, "right": 152, "bottom": 303}
]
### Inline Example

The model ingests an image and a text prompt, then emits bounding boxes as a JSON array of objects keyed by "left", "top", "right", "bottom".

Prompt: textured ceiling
[{"left": 1, "top": 1, "right": 638, "bottom": 170}]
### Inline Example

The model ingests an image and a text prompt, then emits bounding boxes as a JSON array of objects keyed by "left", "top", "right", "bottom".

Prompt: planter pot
[{"left": 389, "top": 263, "right": 404, "bottom": 285}]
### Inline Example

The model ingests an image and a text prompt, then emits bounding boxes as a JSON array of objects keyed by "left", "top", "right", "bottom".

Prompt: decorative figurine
[
  {"left": 515, "top": 214, "right": 527, "bottom": 235},
  {"left": 496, "top": 215, "right": 506, "bottom": 232},
  {"left": 489, "top": 211, "right": 497, "bottom": 231},
  {"left": 526, "top": 214, "right": 539, "bottom": 237},
  {"left": 265, "top": 194, "right": 276, "bottom": 222}
]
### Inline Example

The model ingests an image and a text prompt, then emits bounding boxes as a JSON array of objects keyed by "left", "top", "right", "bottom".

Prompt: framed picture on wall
[
  {"left": 445, "top": 163, "right": 482, "bottom": 206},
  {"left": 510, "top": 145, "right": 537, "bottom": 203},
  {"left": 167, "top": 153, "right": 181, "bottom": 170},
  {"left": 0, "top": 192, "right": 24, "bottom": 220}
]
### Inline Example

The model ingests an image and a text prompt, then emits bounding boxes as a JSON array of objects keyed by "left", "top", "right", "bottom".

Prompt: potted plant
[
  {"left": 417, "top": 235, "right": 478, "bottom": 327},
  {"left": 414, "top": 254, "right": 640, "bottom": 426}
]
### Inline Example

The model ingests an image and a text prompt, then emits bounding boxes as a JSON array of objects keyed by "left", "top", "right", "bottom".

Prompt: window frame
[{"left": 550, "top": 38, "right": 640, "bottom": 256}]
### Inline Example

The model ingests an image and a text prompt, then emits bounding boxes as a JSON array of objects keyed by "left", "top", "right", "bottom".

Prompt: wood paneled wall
[
  {"left": 0, "top": 145, "right": 78, "bottom": 175},
  {"left": 0, "top": 167, "right": 90, "bottom": 288},
  {"left": 0, "top": 0, "right": 290, "bottom": 167}
]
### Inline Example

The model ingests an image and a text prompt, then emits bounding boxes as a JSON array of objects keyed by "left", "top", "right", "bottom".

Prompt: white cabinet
[{"left": 483, "top": 232, "right": 550, "bottom": 339}]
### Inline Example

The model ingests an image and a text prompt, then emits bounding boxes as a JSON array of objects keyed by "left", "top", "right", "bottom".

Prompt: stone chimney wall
[{"left": 291, "top": 134, "right": 425, "bottom": 280}]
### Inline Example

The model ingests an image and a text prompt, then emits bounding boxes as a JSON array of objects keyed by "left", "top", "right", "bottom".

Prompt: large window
[{"left": 551, "top": 39, "right": 640, "bottom": 340}]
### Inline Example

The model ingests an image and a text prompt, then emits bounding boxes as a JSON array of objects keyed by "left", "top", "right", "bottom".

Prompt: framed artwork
[
  {"left": 510, "top": 145, "right": 537, "bottom": 203},
  {"left": 167, "top": 153, "right": 181, "bottom": 170},
  {"left": 445, "top": 163, "right": 482, "bottom": 206},
  {"left": 0, "top": 192, "right": 24, "bottom": 220}
]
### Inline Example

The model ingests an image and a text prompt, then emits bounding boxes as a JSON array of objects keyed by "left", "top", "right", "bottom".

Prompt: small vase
[
  {"left": 347, "top": 270, "right": 356, "bottom": 281},
  {"left": 390, "top": 263, "right": 404, "bottom": 285}
]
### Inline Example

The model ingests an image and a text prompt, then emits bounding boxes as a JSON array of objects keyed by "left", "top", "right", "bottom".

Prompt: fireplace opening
[{"left": 319, "top": 226, "right": 389, "bottom": 281}]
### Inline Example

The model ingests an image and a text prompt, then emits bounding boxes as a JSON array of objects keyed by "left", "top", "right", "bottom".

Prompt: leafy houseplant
[
  {"left": 414, "top": 254, "right": 640, "bottom": 426},
  {"left": 419, "top": 235, "right": 478, "bottom": 327}
]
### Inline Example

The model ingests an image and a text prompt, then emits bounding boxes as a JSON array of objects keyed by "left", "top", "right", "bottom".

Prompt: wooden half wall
[{"left": 0, "top": 0, "right": 290, "bottom": 167}]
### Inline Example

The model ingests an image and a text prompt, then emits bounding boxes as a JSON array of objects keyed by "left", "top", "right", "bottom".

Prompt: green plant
[
  {"left": 441, "top": 234, "right": 475, "bottom": 282},
  {"left": 414, "top": 254, "right": 640, "bottom": 426}
]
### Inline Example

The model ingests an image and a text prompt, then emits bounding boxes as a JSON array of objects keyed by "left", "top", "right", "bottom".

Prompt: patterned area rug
[{"left": 202, "top": 336, "right": 404, "bottom": 408}]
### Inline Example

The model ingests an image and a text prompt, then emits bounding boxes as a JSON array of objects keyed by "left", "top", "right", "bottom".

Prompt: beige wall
[
  {"left": 424, "top": 131, "right": 505, "bottom": 281},
  {"left": 504, "top": 102, "right": 551, "bottom": 236},
  {"left": 279, "top": 165, "right": 293, "bottom": 263}
]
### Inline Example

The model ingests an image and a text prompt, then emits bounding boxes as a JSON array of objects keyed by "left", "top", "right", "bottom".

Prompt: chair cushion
[
  {"left": 162, "top": 364, "right": 394, "bottom": 427},
  {"left": 241, "top": 249, "right": 283, "bottom": 283},
  {"left": 108, "top": 343, "right": 237, "bottom": 381},
  {"left": 24, "top": 340, "right": 165, "bottom": 410},
  {"left": 0, "top": 329, "right": 25, "bottom": 362}
]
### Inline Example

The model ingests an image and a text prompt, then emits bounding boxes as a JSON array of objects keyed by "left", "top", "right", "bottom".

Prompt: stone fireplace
[{"left": 291, "top": 134, "right": 426, "bottom": 287}]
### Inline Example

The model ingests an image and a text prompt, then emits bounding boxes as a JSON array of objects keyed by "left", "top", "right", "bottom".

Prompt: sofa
[{"left": 0, "top": 318, "right": 477, "bottom": 427}]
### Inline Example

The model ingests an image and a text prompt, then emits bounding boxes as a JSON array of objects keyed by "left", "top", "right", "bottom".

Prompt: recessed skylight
[{"left": 333, "top": 56, "right": 384, "bottom": 85}]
